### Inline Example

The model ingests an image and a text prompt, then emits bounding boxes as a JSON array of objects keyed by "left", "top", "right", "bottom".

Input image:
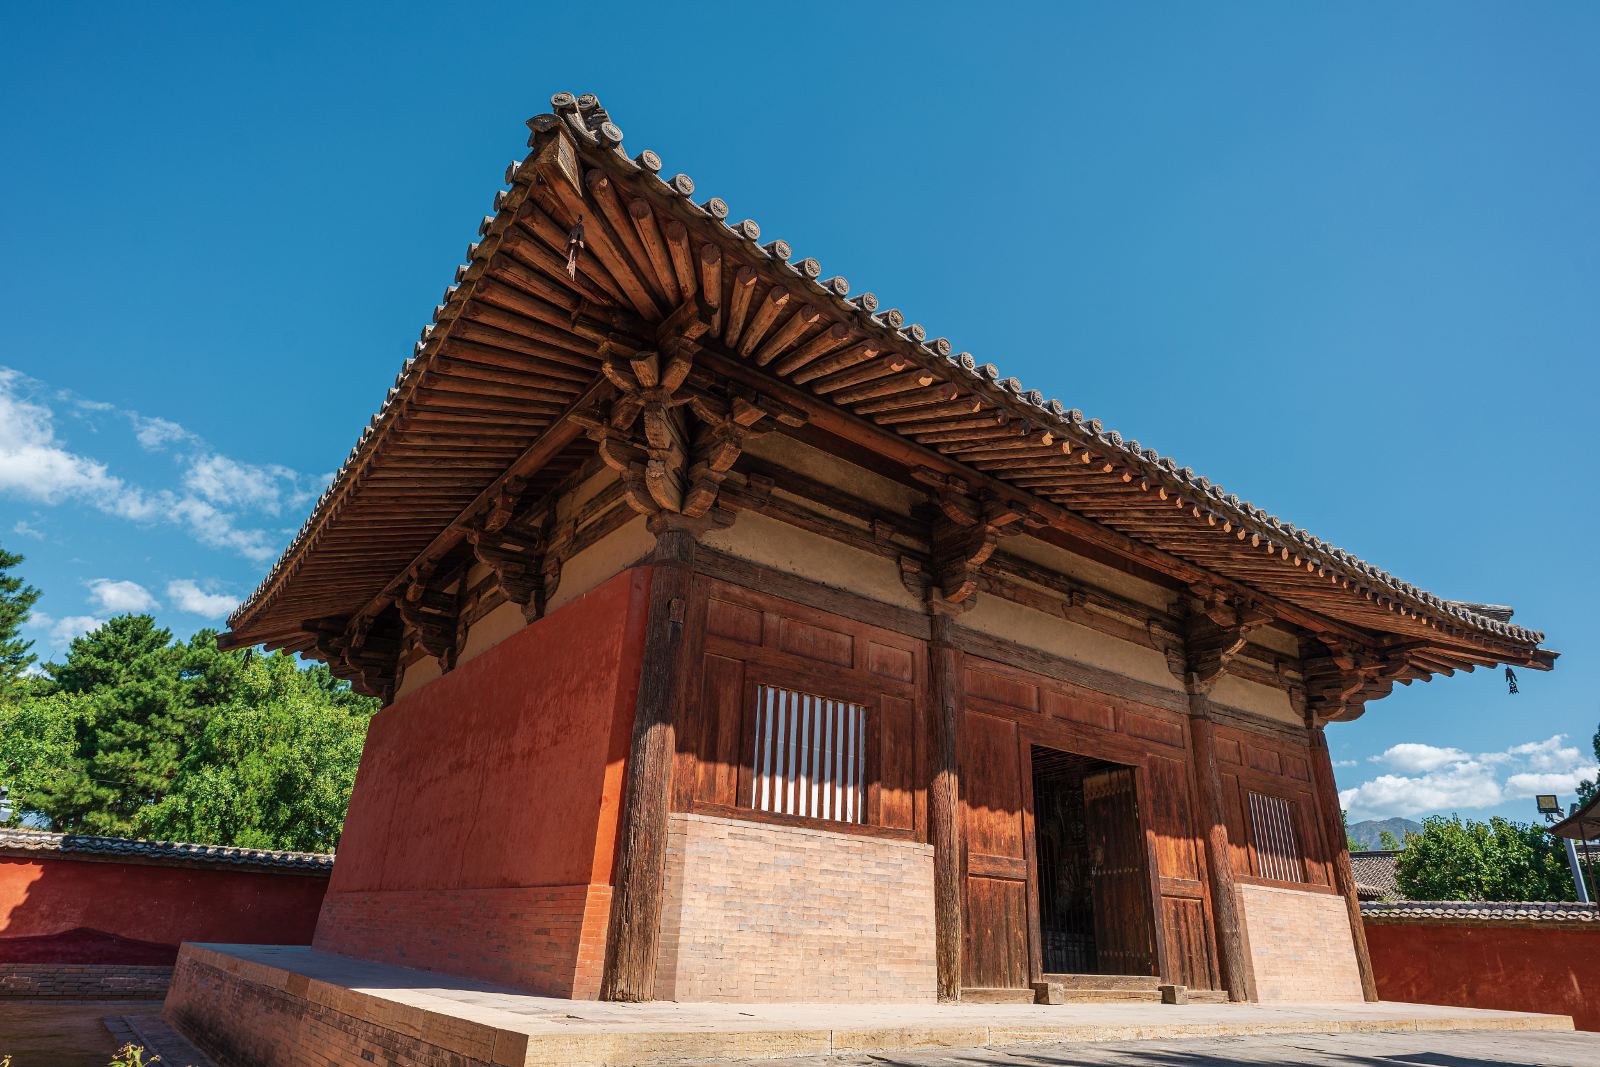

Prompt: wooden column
[
  {"left": 927, "top": 611, "right": 964, "bottom": 1001},
  {"left": 1186, "top": 698, "right": 1253, "bottom": 1002},
  {"left": 1310, "top": 725, "right": 1378, "bottom": 1002},
  {"left": 601, "top": 522, "right": 698, "bottom": 1002}
]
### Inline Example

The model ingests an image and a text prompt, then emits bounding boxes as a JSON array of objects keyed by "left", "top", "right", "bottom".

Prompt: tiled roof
[
  {"left": 0, "top": 827, "right": 334, "bottom": 874},
  {"left": 223, "top": 91, "right": 1553, "bottom": 672},
  {"left": 1362, "top": 900, "right": 1599, "bottom": 925},
  {"left": 1350, "top": 850, "right": 1403, "bottom": 902}
]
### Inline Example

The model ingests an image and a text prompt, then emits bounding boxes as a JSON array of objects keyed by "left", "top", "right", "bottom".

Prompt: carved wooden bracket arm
[
  {"left": 1168, "top": 584, "right": 1274, "bottom": 697},
  {"left": 910, "top": 468, "right": 1047, "bottom": 612},
  {"left": 304, "top": 615, "right": 400, "bottom": 701},
  {"left": 1302, "top": 637, "right": 1413, "bottom": 725}
]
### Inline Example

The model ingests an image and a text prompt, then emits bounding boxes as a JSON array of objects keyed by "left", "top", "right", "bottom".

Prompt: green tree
[
  {"left": 137, "top": 652, "right": 372, "bottom": 852},
  {"left": 0, "top": 691, "right": 84, "bottom": 826},
  {"left": 1395, "top": 814, "right": 1572, "bottom": 901},
  {"left": 1378, "top": 829, "right": 1400, "bottom": 850},
  {"left": 0, "top": 544, "right": 42, "bottom": 693},
  {"left": 12, "top": 615, "right": 375, "bottom": 850}
]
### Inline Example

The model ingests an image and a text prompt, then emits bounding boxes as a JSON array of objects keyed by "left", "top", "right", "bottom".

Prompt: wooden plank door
[
  {"left": 961, "top": 711, "right": 1030, "bottom": 989},
  {"left": 1083, "top": 767, "right": 1160, "bottom": 976}
]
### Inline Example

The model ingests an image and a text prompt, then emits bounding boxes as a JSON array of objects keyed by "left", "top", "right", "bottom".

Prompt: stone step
[
  {"left": 1041, "top": 973, "right": 1164, "bottom": 992},
  {"left": 961, "top": 987, "right": 1038, "bottom": 1004},
  {"left": 1032, "top": 980, "right": 1233, "bottom": 1005}
]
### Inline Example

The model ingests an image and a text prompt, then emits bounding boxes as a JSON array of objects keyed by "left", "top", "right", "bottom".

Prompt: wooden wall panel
[
  {"left": 677, "top": 576, "right": 926, "bottom": 841},
  {"left": 880, "top": 694, "right": 917, "bottom": 831},
  {"left": 691, "top": 654, "right": 745, "bottom": 808},
  {"left": 1145, "top": 755, "right": 1202, "bottom": 883},
  {"left": 962, "top": 711, "right": 1024, "bottom": 861},
  {"left": 964, "top": 874, "right": 1030, "bottom": 990},
  {"left": 1160, "top": 896, "right": 1212, "bottom": 990},
  {"left": 959, "top": 710, "right": 1031, "bottom": 989},
  {"left": 1215, "top": 721, "right": 1334, "bottom": 890}
]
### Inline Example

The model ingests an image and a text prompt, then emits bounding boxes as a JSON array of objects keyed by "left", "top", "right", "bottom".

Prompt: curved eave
[{"left": 224, "top": 91, "right": 1553, "bottom": 676}]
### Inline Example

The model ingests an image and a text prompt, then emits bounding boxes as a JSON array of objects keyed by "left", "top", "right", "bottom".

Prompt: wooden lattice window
[
  {"left": 748, "top": 683, "right": 866, "bottom": 824},
  {"left": 1247, "top": 790, "right": 1305, "bottom": 883}
]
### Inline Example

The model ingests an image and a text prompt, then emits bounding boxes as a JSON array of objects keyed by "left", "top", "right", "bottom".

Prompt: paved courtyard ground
[
  {"left": 0, "top": 999, "right": 155, "bottom": 1067},
  {"left": 708, "top": 1028, "right": 1600, "bottom": 1066},
  {"left": 3, "top": 998, "right": 1596, "bottom": 1067}
]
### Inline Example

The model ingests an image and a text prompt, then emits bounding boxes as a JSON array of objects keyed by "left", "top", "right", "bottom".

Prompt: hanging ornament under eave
[
  {"left": 1506, "top": 666, "right": 1519, "bottom": 694},
  {"left": 566, "top": 218, "right": 586, "bottom": 279}
]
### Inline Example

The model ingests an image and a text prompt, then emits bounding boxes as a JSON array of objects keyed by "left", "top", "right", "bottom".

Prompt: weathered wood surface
[
  {"left": 1188, "top": 706, "right": 1252, "bottom": 1001},
  {"left": 928, "top": 613, "right": 964, "bottom": 1001},
  {"left": 601, "top": 525, "right": 697, "bottom": 1002}
]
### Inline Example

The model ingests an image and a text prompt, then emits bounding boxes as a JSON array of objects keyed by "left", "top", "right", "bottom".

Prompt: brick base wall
[
  {"left": 1239, "top": 883, "right": 1363, "bottom": 1002},
  {"left": 0, "top": 962, "right": 171, "bottom": 998},
  {"left": 655, "top": 813, "right": 936, "bottom": 1002},
  {"left": 164, "top": 945, "right": 506, "bottom": 1067},
  {"left": 313, "top": 883, "right": 611, "bottom": 997}
]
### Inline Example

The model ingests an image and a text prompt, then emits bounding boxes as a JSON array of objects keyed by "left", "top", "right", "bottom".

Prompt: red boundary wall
[
  {"left": 313, "top": 567, "right": 651, "bottom": 998},
  {"left": 1366, "top": 919, "right": 1599, "bottom": 1030},
  {"left": 1, "top": 854, "right": 328, "bottom": 965}
]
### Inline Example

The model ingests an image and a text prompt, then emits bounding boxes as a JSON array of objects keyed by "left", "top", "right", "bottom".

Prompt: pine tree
[{"left": 0, "top": 544, "right": 42, "bottom": 692}]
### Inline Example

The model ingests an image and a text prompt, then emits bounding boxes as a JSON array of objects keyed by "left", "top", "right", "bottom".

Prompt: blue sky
[{"left": 1, "top": 4, "right": 1595, "bottom": 824}]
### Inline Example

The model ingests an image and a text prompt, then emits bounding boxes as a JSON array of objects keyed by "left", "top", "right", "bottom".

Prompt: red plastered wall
[
  {"left": 313, "top": 566, "right": 650, "bottom": 995},
  {"left": 1366, "top": 920, "right": 1599, "bottom": 1030},
  {"left": 0, "top": 855, "right": 327, "bottom": 964}
]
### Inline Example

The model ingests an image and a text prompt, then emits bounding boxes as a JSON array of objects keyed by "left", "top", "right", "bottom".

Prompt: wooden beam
[
  {"left": 341, "top": 379, "right": 608, "bottom": 631},
  {"left": 695, "top": 346, "right": 1380, "bottom": 649}
]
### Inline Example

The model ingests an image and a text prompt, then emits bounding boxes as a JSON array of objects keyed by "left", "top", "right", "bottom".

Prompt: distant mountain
[{"left": 1347, "top": 817, "right": 1422, "bottom": 850}]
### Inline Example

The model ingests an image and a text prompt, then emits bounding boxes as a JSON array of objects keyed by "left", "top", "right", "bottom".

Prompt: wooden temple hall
[{"left": 192, "top": 92, "right": 1553, "bottom": 1012}]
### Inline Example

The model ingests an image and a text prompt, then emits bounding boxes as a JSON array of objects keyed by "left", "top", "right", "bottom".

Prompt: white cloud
[
  {"left": 1506, "top": 736, "right": 1584, "bottom": 772},
  {"left": 1372, "top": 743, "right": 1470, "bottom": 773},
  {"left": 48, "top": 614, "right": 107, "bottom": 648},
  {"left": 1506, "top": 770, "right": 1597, "bottom": 797},
  {"left": 12, "top": 520, "right": 43, "bottom": 539},
  {"left": 1333, "top": 759, "right": 1358, "bottom": 768},
  {"left": 183, "top": 453, "right": 304, "bottom": 514},
  {"left": 0, "top": 368, "right": 146, "bottom": 514},
  {"left": 166, "top": 580, "right": 237, "bottom": 618},
  {"left": 169, "top": 496, "right": 277, "bottom": 562},
  {"left": 1341, "top": 763, "right": 1503, "bottom": 819},
  {"left": 86, "top": 578, "right": 158, "bottom": 613},
  {"left": 1341, "top": 733, "right": 1597, "bottom": 821},
  {"left": 130, "top": 414, "right": 195, "bottom": 452},
  {"left": 0, "top": 367, "right": 295, "bottom": 564}
]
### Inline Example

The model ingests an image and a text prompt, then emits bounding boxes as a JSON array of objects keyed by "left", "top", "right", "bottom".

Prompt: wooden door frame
[{"left": 1016, "top": 729, "right": 1170, "bottom": 985}]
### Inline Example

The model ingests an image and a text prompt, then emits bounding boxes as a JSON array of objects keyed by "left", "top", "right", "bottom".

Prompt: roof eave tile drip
[
  {"left": 1361, "top": 900, "right": 1599, "bottom": 925},
  {"left": 0, "top": 827, "right": 334, "bottom": 873},
  {"left": 224, "top": 89, "right": 1549, "bottom": 656}
]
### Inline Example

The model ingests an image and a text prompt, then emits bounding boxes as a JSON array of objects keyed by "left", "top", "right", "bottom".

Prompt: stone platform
[{"left": 163, "top": 943, "right": 1574, "bottom": 1067}]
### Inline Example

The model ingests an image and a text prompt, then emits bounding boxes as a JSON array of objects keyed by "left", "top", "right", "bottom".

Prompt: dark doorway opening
[{"left": 1031, "top": 745, "right": 1159, "bottom": 977}]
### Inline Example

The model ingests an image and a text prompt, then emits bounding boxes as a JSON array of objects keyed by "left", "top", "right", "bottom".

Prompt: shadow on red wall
[
  {"left": 1, "top": 854, "right": 329, "bottom": 965},
  {"left": 1366, "top": 920, "right": 1599, "bottom": 1030}
]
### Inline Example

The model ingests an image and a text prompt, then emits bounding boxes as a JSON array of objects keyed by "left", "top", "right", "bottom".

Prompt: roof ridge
[{"left": 224, "top": 90, "right": 1546, "bottom": 653}]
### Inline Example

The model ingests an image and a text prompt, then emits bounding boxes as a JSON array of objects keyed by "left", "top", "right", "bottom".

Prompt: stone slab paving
[
  {"left": 695, "top": 1027, "right": 1600, "bottom": 1066},
  {"left": 165, "top": 945, "right": 1576, "bottom": 1067},
  {"left": 0, "top": 998, "right": 155, "bottom": 1067}
]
